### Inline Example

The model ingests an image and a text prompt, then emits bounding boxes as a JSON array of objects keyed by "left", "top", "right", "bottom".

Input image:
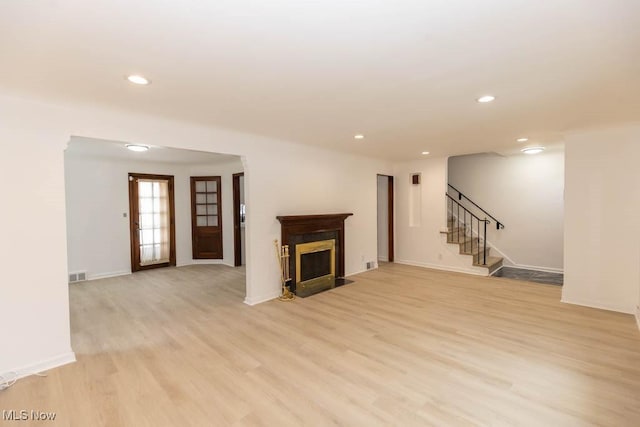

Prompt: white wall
[
  {"left": 448, "top": 151, "right": 564, "bottom": 272},
  {"left": 637, "top": 251, "right": 640, "bottom": 329},
  {"left": 563, "top": 125, "right": 640, "bottom": 314},
  {"left": 377, "top": 175, "right": 389, "bottom": 261},
  {"left": 64, "top": 150, "right": 242, "bottom": 279},
  {"left": 0, "top": 93, "right": 391, "bottom": 377},
  {"left": 394, "top": 157, "right": 489, "bottom": 275},
  {"left": 0, "top": 121, "right": 75, "bottom": 379}
]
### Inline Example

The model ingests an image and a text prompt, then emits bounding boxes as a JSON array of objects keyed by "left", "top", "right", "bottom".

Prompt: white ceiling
[
  {"left": 67, "top": 136, "right": 239, "bottom": 165},
  {"left": 2, "top": 1, "right": 639, "bottom": 160}
]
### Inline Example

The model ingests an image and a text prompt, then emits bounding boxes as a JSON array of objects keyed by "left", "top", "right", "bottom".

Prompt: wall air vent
[{"left": 69, "top": 271, "right": 87, "bottom": 283}]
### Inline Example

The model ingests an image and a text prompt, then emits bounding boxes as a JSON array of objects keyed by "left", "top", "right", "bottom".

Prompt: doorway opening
[
  {"left": 64, "top": 136, "right": 247, "bottom": 298},
  {"left": 232, "top": 172, "right": 246, "bottom": 267},
  {"left": 377, "top": 174, "right": 394, "bottom": 263}
]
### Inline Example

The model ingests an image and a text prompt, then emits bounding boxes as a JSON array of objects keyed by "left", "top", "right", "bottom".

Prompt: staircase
[
  {"left": 445, "top": 185, "right": 504, "bottom": 275},
  {"left": 445, "top": 221, "right": 503, "bottom": 274}
]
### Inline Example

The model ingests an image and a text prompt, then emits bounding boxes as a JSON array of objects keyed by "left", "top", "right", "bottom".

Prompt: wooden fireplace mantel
[
  {"left": 276, "top": 213, "right": 353, "bottom": 284},
  {"left": 276, "top": 213, "right": 353, "bottom": 228}
]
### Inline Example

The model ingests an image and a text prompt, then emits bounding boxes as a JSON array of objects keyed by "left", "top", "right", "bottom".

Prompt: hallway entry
[{"left": 377, "top": 174, "right": 394, "bottom": 262}]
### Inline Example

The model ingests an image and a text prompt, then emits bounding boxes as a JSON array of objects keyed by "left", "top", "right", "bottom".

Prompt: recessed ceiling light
[
  {"left": 127, "top": 75, "right": 151, "bottom": 85},
  {"left": 521, "top": 147, "right": 545, "bottom": 155},
  {"left": 477, "top": 95, "right": 495, "bottom": 103},
  {"left": 354, "top": 134, "right": 365, "bottom": 140},
  {"left": 421, "top": 151, "right": 430, "bottom": 155},
  {"left": 517, "top": 137, "right": 529, "bottom": 142},
  {"left": 126, "top": 144, "right": 150, "bottom": 152}
]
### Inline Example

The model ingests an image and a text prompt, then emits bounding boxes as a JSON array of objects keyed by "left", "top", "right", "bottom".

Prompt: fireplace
[{"left": 276, "top": 213, "right": 352, "bottom": 297}]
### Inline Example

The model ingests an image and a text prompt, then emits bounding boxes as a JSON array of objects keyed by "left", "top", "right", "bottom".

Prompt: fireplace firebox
[{"left": 295, "top": 239, "right": 335, "bottom": 296}]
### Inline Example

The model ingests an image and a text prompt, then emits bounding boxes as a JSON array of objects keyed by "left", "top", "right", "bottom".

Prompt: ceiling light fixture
[
  {"left": 517, "top": 137, "right": 529, "bottom": 142},
  {"left": 477, "top": 95, "right": 495, "bottom": 103},
  {"left": 354, "top": 134, "right": 365, "bottom": 140},
  {"left": 521, "top": 146, "right": 545, "bottom": 155},
  {"left": 421, "top": 151, "right": 430, "bottom": 155},
  {"left": 127, "top": 75, "right": 151, "bottom": 85},
  {"left": 126, "top": 144, "right": 150, "bottom": 152}
]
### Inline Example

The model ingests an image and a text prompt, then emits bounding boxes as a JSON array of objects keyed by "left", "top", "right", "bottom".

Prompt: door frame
[
  {"left": 232, "top": 172, "right": 244, "bottom": 267},
  {"left": 377, "top": 174, "right": 394, "bottom": 262},
  {"left": 128, "top": 173, "right": 177, "bottom": 272}
]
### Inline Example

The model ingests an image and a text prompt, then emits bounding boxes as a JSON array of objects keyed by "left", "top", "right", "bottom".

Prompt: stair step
[
  {"left": 460, "top": 245, "right": 490, "bottom": 257},
  {"left": 447, "top": 228, "right": 485, "bottom": 238},
  {"left": 447, "top": 221, "right": 477, "bottom": 229},
  {"left": 446, "top": 228, "right": 468, "bottom": 236},
  {"left": 443, "top": 226, "right": 500, "bottom": 274},
  {"left": 447, "top": 227, "right": 478, "bottom": 234},
  {"left": 473, "top": 256, "right": 503, "bottom": 273},
  {"left": 449, "top": 236, "right": 481, "bottom": 246}
]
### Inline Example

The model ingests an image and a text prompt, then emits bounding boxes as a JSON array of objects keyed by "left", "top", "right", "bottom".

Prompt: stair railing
[
  {"left": 446, "top": 193, "right": 490, "bottom": 265},
  {"left": 448, "top": 184, "right": 505, "bottom": 230}
]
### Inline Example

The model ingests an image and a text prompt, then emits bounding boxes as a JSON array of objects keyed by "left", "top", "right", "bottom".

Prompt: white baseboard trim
[
  {"left": 636, "top": 306, "right": 640, "bottom": 331},
  {"left": 561, "top": 297, "right": 635, "bottom": 315},
  {"left": 187, "top": 259, "right": 229, "bottom": 266},
  {"left": 346, "top": 267, "right": 374, "bottom": 277},
  {"left": 378, "top": 256, "right": 389, "bottom": 262},
  {"left": 490, "top": 265, "right": 504, "bottom": 276},
  {"left": 395, "top": 259, "right": 488, "bottom": 277},
  {"left": 84, "top": 261, "right": 237, "bottom": 281},
  {"left": 86, "top": 270, "right": 130, "bottom": 281},
  {"left": 2, "top": 351, "right": 76, "bottom": 382},
  {"left": 505, "top": 264, "right": 564, "bottom": 274},
  {"left": 244, "top": 292, "right": 280, "bottom": 306}
]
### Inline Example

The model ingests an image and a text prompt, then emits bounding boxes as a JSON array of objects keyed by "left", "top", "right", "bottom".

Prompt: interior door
[
  {"left": 232, "top": 172, "right": 245, "bottom": 266},
  {"left": 376, "top": 174, "right": 394, "bottom": 263},
  {"left": 191, "top": 176, "right": 223, "bottom": 259},
  {"left": 128, "top": 173, "right": 176, "bottom": 272}
]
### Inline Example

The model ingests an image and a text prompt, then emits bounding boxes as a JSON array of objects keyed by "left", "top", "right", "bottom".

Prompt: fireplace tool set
[{"left": 274, "top": 239, "right": 295, "bottom": 301}]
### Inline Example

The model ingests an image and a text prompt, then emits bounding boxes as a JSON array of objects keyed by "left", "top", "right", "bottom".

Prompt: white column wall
[{"left": 562, "top": 125, "right": 640, "bottom": 314}]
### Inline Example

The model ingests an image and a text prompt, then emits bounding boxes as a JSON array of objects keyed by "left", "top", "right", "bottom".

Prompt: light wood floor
[{"left": 2, "top": 263, "right": 640, "bottom": 426}]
